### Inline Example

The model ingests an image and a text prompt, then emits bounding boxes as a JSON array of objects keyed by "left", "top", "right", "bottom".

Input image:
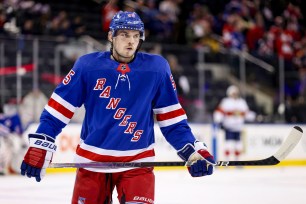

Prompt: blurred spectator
[
  {"left": 101, "top": 0, "right": 119, "bottom": 33},
  {"left": 123, "top": 0, "right": 138, "bottom": 12},
  {"left": 52, "top": 10, "right": 74, "bottom": 40},
  {"left": 45, "top": 17, "right": 61, "bottom": 36},
  {"left": 256, "top": 31, "right": 274, "bottom": 58},
  {"left": 298, "top": 63, "right": 306, "bottom": 97},
  {"left": 19, "top": 88, "right": 48, "bottom": 126},
  {"left": 159, "top": 0, "right": 180, "bottom": 24},
  {"left": 167, "top": 54, "right": 190, "bottom": 98},
  {"left": 0, "top": 10, "right": 7, "bottom": 34},
  {"left": 143, "top": 43, "right": 162, "bottom": 54},
  {"left": 141, "top": 0, "right": 159, "bottom": 40},
  {"left": 20, "top": 19, "right": 34, "bottom": 35},
  {"left": 261, "top": 0, "right": 274, "bottom": 30},
  {"left": 71, "top": 15, "right": 86, "bottom": 38},
  {"left": 140, "top": 0, "right": 175, "bottom": 42},
  {"left": 154, "top": 10, "right": 174, "bottom": 42},
  {"left": 44, "top": 10, "right": 86, "bottom": 40},
  {"left": 285, "top": 39, "right": 306, "bottom": 123},
  {"left": 17, "top": 0, "right": 50, "bottom": 35},
  {"left": 222, "top": 12, "right": 246, "bottom": 50},
  {"left": 294, "top": 36, "right": 306, "bottom": 72},
  {"left": 246, "top": 12, "right": 265, "bottom": 52},
  {"left": 284, "top": 95, "right": 306, "bottom": 123},
  {"left": 282, "top": 2, "right": 302, "bottom": 21},
  {"left": 0, "top": 101, "right": 26, "bottom": 175},
  {"left": 158, "top": 0, "right": 181, "bottom": 41},
  {"left": 58, "top": 19, "right": 74, "bottom": 38},
  {"left": 185, "top": 4, "right": 214, "bottom": 49},
  {"left": 60, "top": 52, "right": 79, "bottom": 75},
  {"left": 166, "top": 54, "right": 191, "bottom": 114},
  {"left": 273, "top": 16, "right": 294, "bottom": 61},
  {"left": 54, "top": 10, "right": 68, "bottom": 26}
]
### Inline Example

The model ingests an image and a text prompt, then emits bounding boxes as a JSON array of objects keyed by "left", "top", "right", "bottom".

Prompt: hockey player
[
  {"left": 20, "top": 11, "right": 215, "bottom": 203},
  {"left": 213, "top": 85, "right": 256, "bottom": 160}
]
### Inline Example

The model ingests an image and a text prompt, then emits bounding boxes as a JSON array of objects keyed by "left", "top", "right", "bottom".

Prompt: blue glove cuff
[
  {"left": 177, "top": 143, "right": 195, "bottom": 161},
  {"left": 29, "top": 133, "right": 55, "bottom": 142},
  {"left": 28, "top": 133, "right": 57, "bottom": 152}
]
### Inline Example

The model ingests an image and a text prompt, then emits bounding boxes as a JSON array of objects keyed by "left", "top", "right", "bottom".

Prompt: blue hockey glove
[
  {"left": 177, "top": 141, "right": 216, "bottom": 177},
  {"left": 20, "top": 133, "right": 57, "bottom": 182}
]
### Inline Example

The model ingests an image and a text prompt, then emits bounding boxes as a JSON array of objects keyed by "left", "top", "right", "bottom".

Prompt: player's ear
[{"left": 108, "top": 31, "right": 113, "bottom": 42}]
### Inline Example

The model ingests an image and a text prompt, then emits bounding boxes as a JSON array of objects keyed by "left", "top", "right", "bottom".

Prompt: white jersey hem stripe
[
  {"left": 73, "top": 155, "right": 155, "bottom": 173},
  {"left": 79, "top": 142, "right": 155, "bottom": 156}
]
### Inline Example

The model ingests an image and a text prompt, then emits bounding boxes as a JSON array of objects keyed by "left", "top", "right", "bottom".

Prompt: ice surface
[{"left": 0, "top": 167, "right": 306, "bottom": 204}]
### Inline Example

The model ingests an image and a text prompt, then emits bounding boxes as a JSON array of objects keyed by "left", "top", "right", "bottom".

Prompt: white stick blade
[{"left": 273, "top": 126, "right": 303, "bottom": 161}]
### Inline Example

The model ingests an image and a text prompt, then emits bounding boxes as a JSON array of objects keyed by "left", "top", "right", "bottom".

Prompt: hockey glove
[
  {"left": 177, "top": 141, "right": 216, "bottom": 177},
  {"left": 20, "top": 133, "right": 57, "bottom": 182}
]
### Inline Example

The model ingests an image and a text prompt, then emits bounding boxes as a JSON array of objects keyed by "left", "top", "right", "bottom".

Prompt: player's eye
[
  {"left": 133, "top": 34, "right": 140, "bottom": 39},
  {"left": 119, "top": 33, "right": 128, "bottom": 38}
]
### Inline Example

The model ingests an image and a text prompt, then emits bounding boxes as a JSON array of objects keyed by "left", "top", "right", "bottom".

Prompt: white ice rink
[{"left": 1, "top": 166, "right": 306, "bottom": 204}]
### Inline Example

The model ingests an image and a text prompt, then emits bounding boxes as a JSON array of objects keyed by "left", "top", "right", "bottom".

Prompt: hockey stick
[{"left": 49, "top": 126, "right": 303, "bottom": 168}]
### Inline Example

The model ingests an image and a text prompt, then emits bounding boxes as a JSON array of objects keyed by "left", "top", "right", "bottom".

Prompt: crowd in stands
[
  {"left": 1, "top": 0, "right": 305, "bottom": 61},
  {"left": 1, "top": 0, "right": 306, "bottom": 122},
  {"left": 0, "top": 0, "right": 86, "bottom": 40}
]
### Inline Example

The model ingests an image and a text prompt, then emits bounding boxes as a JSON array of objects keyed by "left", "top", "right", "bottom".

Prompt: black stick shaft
[
  {"left": 49, "top": 126, "right": 302, "bottom": 169},
  {"left": 49, "top": 157, "right": 280, "bottom": 168}
]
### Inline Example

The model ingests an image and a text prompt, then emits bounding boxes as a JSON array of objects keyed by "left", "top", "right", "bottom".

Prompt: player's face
[{"left": 110, "top": 29, "right": 141, "bottom": 63}]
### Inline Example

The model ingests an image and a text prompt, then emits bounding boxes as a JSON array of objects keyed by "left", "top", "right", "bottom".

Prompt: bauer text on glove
[{"left": 20, "top": 133, "right": 56, "bottom": 182}]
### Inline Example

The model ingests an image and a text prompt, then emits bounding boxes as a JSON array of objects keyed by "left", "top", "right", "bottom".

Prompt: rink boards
[{"left": 23, "top": 123, "right": 306, "bottom": 167}]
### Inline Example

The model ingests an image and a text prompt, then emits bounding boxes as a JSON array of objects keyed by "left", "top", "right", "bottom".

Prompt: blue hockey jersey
[
  {"left": 36, "top": 51, "right": 197, "bottom": 172},
  {"left": 0, "top": 113, "right": 23, "bottom": 137}
]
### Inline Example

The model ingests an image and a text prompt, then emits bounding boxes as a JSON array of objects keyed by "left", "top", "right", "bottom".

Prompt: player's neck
[{"left": 111, "top": 53, "right": 134, "bottom": 64}]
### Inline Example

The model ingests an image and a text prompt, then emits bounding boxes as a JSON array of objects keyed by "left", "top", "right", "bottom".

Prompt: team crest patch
[
  {"left": 78, "top": 196, "right": 86, "bottom": 204},
  {"left": 116, "top": 63, "right": 131, "bottom": 75},
  {"left": 121, "top": 64, "right": 126, "bottom": 70}
]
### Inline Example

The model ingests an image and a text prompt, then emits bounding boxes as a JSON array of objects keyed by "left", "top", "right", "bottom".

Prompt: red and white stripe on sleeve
[
  {"left": 44, "top": 93, "right": 76, "bottom": 124},
  {"left": 153, "top": 103, "right": 187, "bottom": 127}
]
